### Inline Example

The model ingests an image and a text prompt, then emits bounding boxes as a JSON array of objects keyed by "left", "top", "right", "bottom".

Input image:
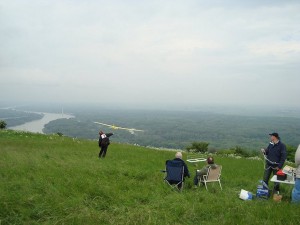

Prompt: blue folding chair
[{"left": 162, "top": 160, "right": 185, "bottom": 191}]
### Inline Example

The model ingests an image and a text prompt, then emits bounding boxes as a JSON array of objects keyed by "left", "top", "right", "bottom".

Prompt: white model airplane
[{"left": 94, "top": 122, "right": 144, "bottom": 134}]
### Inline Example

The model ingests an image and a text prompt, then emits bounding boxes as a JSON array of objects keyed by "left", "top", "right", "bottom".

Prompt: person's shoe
[{"left": 194, "top": 185, "right": 198, "bottom": 189}]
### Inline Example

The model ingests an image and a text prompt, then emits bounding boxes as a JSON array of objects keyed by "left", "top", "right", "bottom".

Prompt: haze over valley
[{"left": 1, "top": 0, "right": 299, "bottom": 151}]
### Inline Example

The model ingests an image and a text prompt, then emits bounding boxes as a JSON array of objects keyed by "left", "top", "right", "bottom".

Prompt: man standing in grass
[
  {"left": 98, "top": 131, "right": 113, "bottom": 158},
  {"left": 261, "top": 132, "right": 287, "bottom": 193}
]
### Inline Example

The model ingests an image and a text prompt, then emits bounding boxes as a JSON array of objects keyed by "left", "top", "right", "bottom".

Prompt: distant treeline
[
  {"left": 42, "top": 109, "right": 300, "bottom": 151},
  {"left": 0, "top": 109, "right": 43, "bottom": 127},
  {"left": 2, "top": 106, "right": 299, "bottom": 152}
]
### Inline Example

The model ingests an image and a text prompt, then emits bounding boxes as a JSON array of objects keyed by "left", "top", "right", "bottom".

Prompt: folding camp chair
[
  {"left": 162, "top": 160, "right": 185, "bottom": 191},
  {"left": 199, "top": 165, "right": 222, "bottom": 191}
]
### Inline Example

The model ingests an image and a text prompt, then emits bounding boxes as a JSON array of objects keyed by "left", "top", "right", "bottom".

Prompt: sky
[{"left": 1, "top": 0, "right": 300, "bottom": 108}]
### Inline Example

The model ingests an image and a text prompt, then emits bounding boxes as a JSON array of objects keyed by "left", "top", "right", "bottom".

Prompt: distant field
[
  {"left": 43, "top": 108, "right": 300, "bottom": 150},
  {"left": 0, "top": 130, "right": 299, "bottom": 225},
  {"left": 1, "top": 106, "right": 300, "bottom": 151}
]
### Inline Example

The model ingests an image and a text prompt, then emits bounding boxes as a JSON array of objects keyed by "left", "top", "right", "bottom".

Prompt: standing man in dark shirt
[
  {"left": 261, "top": 132, "right": 287, "bottom": 192},
  {"left": 98, "top": 131, "right": 113, "bottom": 158}
]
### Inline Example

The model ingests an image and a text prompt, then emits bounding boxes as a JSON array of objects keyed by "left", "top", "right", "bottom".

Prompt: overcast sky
[{"left": 1, "top": 0, "right": 300, "bottom": 108}]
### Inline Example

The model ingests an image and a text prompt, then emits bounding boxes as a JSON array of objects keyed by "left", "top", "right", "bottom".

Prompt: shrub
[
  {"left": 186, "top": 141, "right": 209, "bottom": 153},
  {"left": 216, "top": 149, "right": 236, "bottom": 156},
  {"left": 57, "top": 132, "right": 64, "bottom": 137},
  {"left": 208, "top": 147, "right": 218, "bottom": 154},
  {"left": 286, "top": 145, "right": 297, "bottom": 162},
  {"left": 231, "top": 146, "right": 253, "bottom": 157},
  {"left": 0, "top": 120, "right": 7, "bottom": 129}
]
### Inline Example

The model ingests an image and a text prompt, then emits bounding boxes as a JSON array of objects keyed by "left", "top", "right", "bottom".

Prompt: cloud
[
  {"left": 248, "top": 41, "right": 300, "bottom": 60},
  {"left": 0, "top": 0, "right": 300, "bottom": 107}
]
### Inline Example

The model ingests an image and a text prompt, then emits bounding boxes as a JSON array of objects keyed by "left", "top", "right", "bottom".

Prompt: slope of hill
[{"left": 0, "top": 130, "right": 299, "bottom": 225}]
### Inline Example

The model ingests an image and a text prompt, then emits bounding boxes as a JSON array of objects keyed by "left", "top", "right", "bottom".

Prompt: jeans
[
  {"left": 99, "top": 146, "right": 108, "bottom": 158},
  {"left": 292, "top": 178, "right": 300, "bottom": 203},
  {"left": 194, "top": 174, "right": 199, "bottom": 186},
  {"left": 263, "top": 166, "right": 280, "bottom": 192},
  {"left": 194, "top": 170, "right": 205, "bottom": 186}
]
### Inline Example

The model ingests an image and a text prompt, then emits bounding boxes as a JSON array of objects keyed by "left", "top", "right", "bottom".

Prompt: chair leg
[
  {"left": 219, "top": 180, "right": 222, "bottom": 190},
  {"left": 172, "top": 182, "right": 183, "bottom": 192},
  {"left": 204, "top": 181, "right": 208, "bottom": 191}
]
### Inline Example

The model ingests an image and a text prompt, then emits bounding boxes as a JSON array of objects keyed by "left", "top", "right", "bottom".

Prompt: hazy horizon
[
  {"left": 1, "top": 0, "right": 300, "bottom": 107},
  {"left": 1, "top": 101, "right": 300, "bottom": 119}
]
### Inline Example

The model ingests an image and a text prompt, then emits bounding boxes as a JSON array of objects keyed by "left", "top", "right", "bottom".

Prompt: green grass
[{"left": 0, "top": 130, "right": 299, "bottom": 225}]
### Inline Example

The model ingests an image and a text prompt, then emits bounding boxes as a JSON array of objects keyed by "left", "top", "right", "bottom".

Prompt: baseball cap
[{"left": 269, "top": 132, "right": 279, "bottom": 138}]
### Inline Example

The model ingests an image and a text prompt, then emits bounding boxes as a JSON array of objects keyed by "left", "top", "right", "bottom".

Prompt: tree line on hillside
[
  {"left": 0, "top": 109, "right": 43, "bottom": 127},
  {"left": 2, "top": 108, "right": 299, "bottom": 156},
  {"left": 186, "top": 141, "right": 298, "bottom": 162},
  {"left": 42, "top": 110, "right": 300, "bottom": 151}
]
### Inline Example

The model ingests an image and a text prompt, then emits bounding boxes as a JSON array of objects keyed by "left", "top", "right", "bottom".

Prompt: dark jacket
[
  {"left": 168, "top": 158, "right": 190, "bottom": 178},
  {"left": 98, "top": 133, "right": 113, "bottom": 147},
  {"left": 265, "top": 141, "right": 287, "bottom": 169}
]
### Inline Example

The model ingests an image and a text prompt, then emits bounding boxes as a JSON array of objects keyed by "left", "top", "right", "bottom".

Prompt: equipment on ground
[
  {"left": 256, "top": 180, "right": 270, "bottom": 200},
  {"left": 239, "top": 189, "right": 253, "bottom": 200},
  {"left": 186, "top": 158, "right": 206, "bottom": 163}
]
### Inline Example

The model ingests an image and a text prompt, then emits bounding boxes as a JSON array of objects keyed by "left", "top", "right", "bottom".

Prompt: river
[{"left": 9, "top": 112, "right": 74, "bottom": 134}]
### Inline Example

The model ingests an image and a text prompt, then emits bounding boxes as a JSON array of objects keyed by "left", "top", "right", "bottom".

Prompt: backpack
[{"left": 100, "top": 134, "right": 110, "bottom": 147}]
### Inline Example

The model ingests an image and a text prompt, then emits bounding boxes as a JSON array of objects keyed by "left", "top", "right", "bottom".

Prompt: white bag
[{"left": 239, "top": 189, "right": 253, "bottom": 200}]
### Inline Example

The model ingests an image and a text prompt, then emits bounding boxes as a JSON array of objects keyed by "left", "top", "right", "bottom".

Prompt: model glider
[{"left": 94, "top": 122, "right": 144, "bottom": 134}]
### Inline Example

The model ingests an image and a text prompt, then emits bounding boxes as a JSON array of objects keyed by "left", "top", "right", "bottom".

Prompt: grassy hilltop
[{"left": 0, "top": 130, "right": 299, "bottom": 225}]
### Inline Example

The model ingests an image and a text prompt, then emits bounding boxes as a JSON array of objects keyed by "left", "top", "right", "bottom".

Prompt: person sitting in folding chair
[
  {"left": 193, "top": 157, "right": 217, "bottom": 187},
  {"left": 163, "top": 152, "right": 190, "bottom": 190}
]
